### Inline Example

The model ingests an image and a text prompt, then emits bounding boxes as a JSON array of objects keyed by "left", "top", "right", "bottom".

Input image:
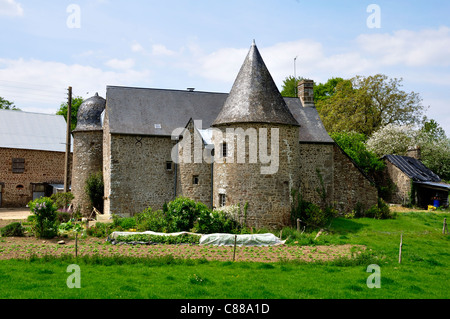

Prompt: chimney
[
  {"left": 298, "top": 79, "right": 315, "bottom": 108},
  {"left": 407, "top": 145, "right": 421, "bottom": 160}
]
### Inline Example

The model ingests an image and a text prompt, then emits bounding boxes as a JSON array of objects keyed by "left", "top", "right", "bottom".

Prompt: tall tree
[
  {"left": 280, "top": 76, "right": 304, "bottom": 98},
  {"left": 56, "top": 96, "right": 84, "bottom": 131},
  {"left": 316, "top": 74, "right": 426, "bottom": 136},
  {"left": 314, "top": 77, "right": 344, "bottom": 102},
  {"left": 0, "top": 96, "right": 21, "bottom": 110}
]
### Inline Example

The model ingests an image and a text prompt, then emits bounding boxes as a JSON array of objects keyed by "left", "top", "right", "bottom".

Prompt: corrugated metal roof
[
  {"left": 105, "top": 87, "right": 332, "bottom": 143},
  {"left": 414, "top": 181, "right": 450, "bottom": 190},
  {"left": 0, "top": 109, "right": 71, "bottom": 152},
  {"left": 384, "top": 155, "right": 441, "bottom": 182}
]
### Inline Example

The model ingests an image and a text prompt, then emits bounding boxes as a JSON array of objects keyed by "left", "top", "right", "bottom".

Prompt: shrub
[
  {"left": 0, "top": 222, "right": 25, "bottom": 237},
  {"left": 56, "top": 211, "right": 71, "bottom": 224},
  {"left": 352, "top": 198, "right": 395, "bottom": 220},
  {"left": 50, "top": 192, "right": 74, "bottom": 210},
  {"left": 163, "top": 197, "right": 210, "bottom": 232},
  {"left": 85, "top": 171, "right": 104, "bottom": 214},
  {"left": 112, "top": 215, "right": 137, "bottom": 230},
  {"left": 291, "top": 191, "right": 336, "bottom": 229},
  {"left": 87, "top": 222, "right": 114, "bottom": 238},
  {"left": 193, "top": 208, "right": 241, "bottom": 234},
  {"left": 135, "top": 208, "right": 168, "bottom": 232},
  {"left": 28, "top": 197, "right": 58, "bottom": 239}
]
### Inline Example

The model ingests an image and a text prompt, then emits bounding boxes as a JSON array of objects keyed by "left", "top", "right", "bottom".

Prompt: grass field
[{"left": 0, "top": 211, "right": 449, "bottom": 299}]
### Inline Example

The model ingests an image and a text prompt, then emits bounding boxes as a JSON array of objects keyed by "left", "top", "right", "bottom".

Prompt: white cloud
[
  {"left": 357, "top": 26, "right": 450, "bottom": 67},
  {"left": 151, "top": 44, "right": 178, "bottom": 57},
  {"left": 131, "top": 42, "right": 144, "bottom": 53},
  {"left": 0, "top": 58, "right": 150, "bottom": 112},
  {"left": 105, "top": 58, "right": 135, "bottom": 70},
  {"left": 0, "top": 0, "right": 23, "bottom": 16}
]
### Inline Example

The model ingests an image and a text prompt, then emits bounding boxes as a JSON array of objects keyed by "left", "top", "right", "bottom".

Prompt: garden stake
[
  {"left": 233, "top": 235, "right": 237, "bottom": 262},
  {"left": 75, "top": 232, "right": 78, "bottom": 260},
  {"left": 398, "top": 233, "right": 403, "bottom": 264}
]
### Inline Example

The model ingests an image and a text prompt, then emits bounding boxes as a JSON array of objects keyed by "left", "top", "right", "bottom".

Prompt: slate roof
[
  {"left": 212, "top": 42, "right": 299, "bottom": 127},
  {"left": 74, "top": 93, "right": 106, "bottom": 132},
  {"left": 105, "top": 86, "right": 333, "bottom": 144},
  {"left": 383, "top": 155, "right": 440, "bottom": 182},
  {"left": 0, "top": 109, "right": 71, "bottom": 153}
]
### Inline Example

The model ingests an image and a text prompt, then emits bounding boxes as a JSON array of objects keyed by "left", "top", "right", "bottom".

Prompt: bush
[
  {"left": 193, "top": 208, "right": 241, "bottom": 234},
  {"left": 85, "top": 171, "right": 104, "bottom": 214},
  {"left": 291, "top": 191, "right": 336, "bottom": 229},
  {"left": 87, "top": 222, "right": 114, "bottom": 238},
  {"left": 163, "top": 197, "right": 210, "bottom": 232},
  {"left": 50, "top": 192, "right": 74, "bottom": 210},
  {"left": 112, "top": 215, "right": 137, "bottom": 230},
  {"left": 0, "top": 222, "right": 25, "bottom": 237},
  {"left": 28, "top": 197, "right": 58, "bottom": 239},
  {"left": 135, "top": 208, "right": 168, "bottom": 232},
  {"left": 352, "top": 198, "right": 395, "bottom": 220}
]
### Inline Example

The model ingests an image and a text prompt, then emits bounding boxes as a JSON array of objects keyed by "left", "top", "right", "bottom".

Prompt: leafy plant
[
  {"left": 291, "top": 190, "right": 336, "bottom": 229},
  {"left": 28, "top": 197, "right": 58, "bottom": 239},
  {"left": 51, "top": 192, "right": 74, "bottom": 210},
  {"left": 0, "top": 222, "right": 25, "bottom": 237},
  {"left": 85, "top": 171, "right": 104, "bottom": 214}
]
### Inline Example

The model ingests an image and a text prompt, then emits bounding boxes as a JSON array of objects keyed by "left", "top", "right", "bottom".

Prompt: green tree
[
  {"left": 314, "top": 77, "right": 344, "bottom": 102},
  {"left": 0, "top": 96, "right": 21, "bottom": 110},
  {"left": 280, "top": 76, "right": 304, "bottom": 98},
  {"left": 56, "top": 96, "right": 84, "bottom": 131},
  {"left": 316, "top": 74, "right": 426, "bottom": 136},
  {"left": 331, "top": 131, "right": 385, "bottom": 177}
]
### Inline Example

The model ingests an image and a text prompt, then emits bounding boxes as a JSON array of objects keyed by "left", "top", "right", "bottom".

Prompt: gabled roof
[
  {"left": 212, "top": 42, "right": 299, "bottom": 127},
  {"left": 383, "top": 154, "right": 441, "bottom": 183},
  {"left": 0, "top": 109, "right": 71, "bottom": 153}
]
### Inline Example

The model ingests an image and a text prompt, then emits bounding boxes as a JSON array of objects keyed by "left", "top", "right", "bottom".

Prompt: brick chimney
[
  {"left": 407, "top": 145, "right": 421, "bottom": 160},
  {"left": 298, "top": 79, "right": 315, "bottom": 108}
]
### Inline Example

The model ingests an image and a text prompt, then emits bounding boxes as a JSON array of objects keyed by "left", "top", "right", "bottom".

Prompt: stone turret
[
  {"left": 71, "top": 93, "right": 106, "bottom": 217},
  {"left": 212, "top": 41, "right": 300, "bottom": 229}
]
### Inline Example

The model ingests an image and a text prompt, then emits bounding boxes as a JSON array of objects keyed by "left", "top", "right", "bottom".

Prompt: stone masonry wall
[
  {"left": 213, "top": 123, "right": 300, "bottom": 229},
  {"left": 384, "top": 161, "right": 411, "bottom": 204},
  {"left": 332, "top": 144, "right": 378, "bottom": 212},
  {"left": 297, "top": 143, "right": 334, "bottom": 207},
  {"left": 177, "top": 120, "right": 213, "bottom": 208},
  {"left": 0, "top": 148, "right": 71, "bottom": 207},
  {"left": 106, "top": 134, "right": 177, "bottom": 217},
  {"left": 71, "top": 130, "right": 104, "bottom": 216}
]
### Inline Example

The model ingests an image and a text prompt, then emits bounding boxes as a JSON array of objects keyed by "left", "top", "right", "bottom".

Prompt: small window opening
[
  {"left": 219, "top": 194, "right": 226, "bottom": 207},
  {"left": 193, "top": 175, "right": 199, "bottom": 185},
  {"left": 166, "top": 161, "right": 173, "bottom": 171}
]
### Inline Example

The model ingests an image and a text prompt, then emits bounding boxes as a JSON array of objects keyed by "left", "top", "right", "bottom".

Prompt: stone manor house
[{"left": 72, "top": 42, "right": 378, "bottom": 228}]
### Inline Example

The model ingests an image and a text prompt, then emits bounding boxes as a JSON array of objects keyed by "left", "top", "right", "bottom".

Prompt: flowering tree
[{"left": 28, "top": 197, "right": 58, "bottom": 238}]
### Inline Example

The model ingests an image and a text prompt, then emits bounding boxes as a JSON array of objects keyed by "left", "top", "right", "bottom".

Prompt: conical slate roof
[{"left": 213, "top": 41, "right": 299, "bottom": 127}]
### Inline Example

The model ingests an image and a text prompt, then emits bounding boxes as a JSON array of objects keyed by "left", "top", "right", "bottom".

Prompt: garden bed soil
[{"left": 0, "top": 235, "right": 364, "bottom": 263}]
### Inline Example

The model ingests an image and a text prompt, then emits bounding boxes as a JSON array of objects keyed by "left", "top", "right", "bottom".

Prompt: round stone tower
[
  {"left": 71, "top": 93, "right": 106, "bottom": 217},
  {"left": 212, "top": 41, "right": 301, "bottom": 229}
]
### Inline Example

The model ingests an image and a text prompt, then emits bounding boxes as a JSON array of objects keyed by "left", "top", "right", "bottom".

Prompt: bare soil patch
[{"left": 0, "top": 235, "right": 363, "bottom": 263}]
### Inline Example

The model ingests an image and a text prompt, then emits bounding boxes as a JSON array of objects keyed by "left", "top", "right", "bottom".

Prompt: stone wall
[
  {"left": 212, "top": 123, "right": 300, "bottom": 229},
  {"left": 176, "top": 120, "right": 213, "bottom": 208},
  {"left": 297, "top": 143, "right": 334, "bottom": 207},
  {"left": 0, "top": 148, "right": 71, "bottom": 207},
  {"left": 332, "top": 144, "right": 378, "bottom": 212},
  {"left": 71, "top": 130, "right": 104, "bottom": 216},
  {"left": 384, "top": 160, "right": 411, "bottom": 204},
  {"left": 104, "top": 133, "right": 177, "bottom": 217}
]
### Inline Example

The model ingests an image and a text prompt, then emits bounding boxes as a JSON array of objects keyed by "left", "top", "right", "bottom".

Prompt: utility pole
[{"left": 64, "top": 86, "right": 72, "bottom": 193}]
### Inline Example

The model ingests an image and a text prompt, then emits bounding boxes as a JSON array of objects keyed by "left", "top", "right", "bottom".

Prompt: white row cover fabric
[
  {"left": 199, "top": 233, "right": 285, "bottom": 246},
  {"left": 108, "top": 231, "right": 285, "bottom": 246}
]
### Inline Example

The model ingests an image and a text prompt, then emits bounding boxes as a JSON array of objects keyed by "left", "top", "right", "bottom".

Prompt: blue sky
[{"left": 1, "top": 0, "right": 449, "bottom": 135}]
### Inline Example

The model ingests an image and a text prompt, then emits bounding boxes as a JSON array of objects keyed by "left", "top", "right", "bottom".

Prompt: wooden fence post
[
  {"left": 398, "top": 233, "right": 403, "bottom": 264},
  {"left": 443, "top": 218, "right": 448, "bottom": 235},
  {"left": 233, "top": 235, "right": 237, "bottom": 262},
  {"left": 297, "top": 219, "right": 300, "bottom": 232}
]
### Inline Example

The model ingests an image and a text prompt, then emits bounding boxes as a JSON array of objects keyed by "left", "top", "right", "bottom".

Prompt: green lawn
[{"left": 0, "top": 211, "right": 449, "bottom": 299}]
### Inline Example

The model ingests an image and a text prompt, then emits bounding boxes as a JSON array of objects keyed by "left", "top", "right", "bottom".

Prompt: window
[
  {"left": 12, "top": 158, "right": 25, "bottom": 174},
  {"left": 219, "top": 194, "right": 226, "bottom": 207},
  {"left": 193, "top": 175, "right": 199, "bottom": 185},
  {"left": 222, "top": 143, "right": 227, "bottom": 158},
  {"left": 166, "top": 161, "right": 173, "bottom": 171}
]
